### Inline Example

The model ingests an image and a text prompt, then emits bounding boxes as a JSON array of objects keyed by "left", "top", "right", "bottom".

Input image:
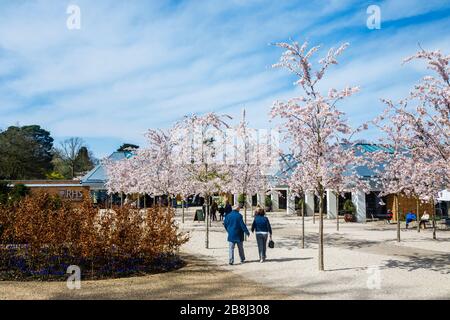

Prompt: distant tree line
[{"left": 0, "top": 125, "right": 97, "bottom": 180}]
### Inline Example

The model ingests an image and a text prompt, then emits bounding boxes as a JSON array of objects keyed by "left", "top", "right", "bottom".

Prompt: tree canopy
[{"left": 0, "top": 125, "right": 54, "bottom": 180}]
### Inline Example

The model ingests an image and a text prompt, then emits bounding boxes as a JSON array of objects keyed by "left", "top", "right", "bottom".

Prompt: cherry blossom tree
[
  {"left": 225, "top": 109, "right": 275, "bottom": 232},
  {"left": 105, "top": 128, "right": 183, "bottom": 211},
  {"left": 270, "top": 40, "right": 367, "bottom": 271},
  {"left": 139, "top": 128, "right": 180, "bottom": 207},
  {"left": 372, "top": 47, "right": 449, "bottom": 240},
  {"left": 174, "top": 112, "right": 231, "bottom": 249},
  {"left": 104, "top": 154, "right": 140, "bottom": 206}
]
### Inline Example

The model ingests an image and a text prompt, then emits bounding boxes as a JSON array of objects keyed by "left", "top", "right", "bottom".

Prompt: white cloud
[{"left": 0, "top": 0, "right": 449, "bottom": 157}]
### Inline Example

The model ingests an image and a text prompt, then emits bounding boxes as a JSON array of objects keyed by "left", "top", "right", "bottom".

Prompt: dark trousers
[
  {"left": 256, "top": 233, "right": 268, "bottom": 260},
  {"left": 406, "top": 218, "right": 414, "bottom": 229},
  {"left": 419, "top": 220, "right": 429, "bottom": 229}
]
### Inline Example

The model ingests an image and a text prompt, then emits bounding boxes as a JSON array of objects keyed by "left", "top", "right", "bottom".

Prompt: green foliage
[
  {"left": 118, "top": 143, "right": 139, "bottom": 151},
  {"left": 343, "top": 199, "right": 356, "bottom": 213},
  {"left": 238, "top": 193, "right": 246, "bottom": 204},
  {"left": 46, "top": 171, "right": 65, "bottom": 180},
  {"left": 0, "top": 182, "right": 9, "bottom": 205},
  {"left": 74, "top": 146, "right": 94, "bottom": 174},
  {"left": 265, "top": 196, "right": 272, "bottom": 207},
  {"left": 0, "top": 183, "right": 30, "bottom": 206},
  {"left": 53, "top": 138, "right": 96, "bottom": 178},
  {"left": 296, "top": 197, "right": 304, "bottom": 210},
  {"left": 0, "top": 125, "right": 54, "bottom": 179}
]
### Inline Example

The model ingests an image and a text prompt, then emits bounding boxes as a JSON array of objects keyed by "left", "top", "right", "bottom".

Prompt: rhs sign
[{"left": 59, "top": 189, "right": 84, "bottom": 201}]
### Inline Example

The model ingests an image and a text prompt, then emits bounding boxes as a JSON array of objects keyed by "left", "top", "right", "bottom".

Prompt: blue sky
[{"left": 0, "top": 0, "right": 449, "bottom": 158}]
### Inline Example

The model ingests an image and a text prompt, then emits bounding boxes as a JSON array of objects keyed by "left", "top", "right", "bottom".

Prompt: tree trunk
[
  {"left": 318, "top": 192, "right": 324, "bottom": 271},
  {"left": 120, "top": 193, "right": 123, "bottom": 207},
  {"left": 144, "top": 195, "right": 147, "bottom": 209},
  {"left": 182, "top": 199, "right": 185, "bottom": 224},
  {"left": 336, "top": 196, "right": 340, "bottom": 232},
  {"left": 432, "top": 200, "right": 436, "bottom": 240},
  {"left": 244, "top": 193, "right": 247, "bottom": 241},
  {"left": 205, "top": 195, "right": 210, "bottom": 249},
  {"left": 71, "top": 162, "right": 75, "bottom": 180},
  {"left": 301, "top": 200, "right": 305, "bottom": 249},
  {"left": 395, "top": 194, "right": 400, "bottom": 242},
  {"left": 417, "top": 197, "right": 420, "bottom": 233}
]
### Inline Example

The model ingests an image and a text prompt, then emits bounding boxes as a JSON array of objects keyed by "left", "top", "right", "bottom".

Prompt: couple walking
[{"left": 223, "top": 205, "right": 272, "bottom": 264}]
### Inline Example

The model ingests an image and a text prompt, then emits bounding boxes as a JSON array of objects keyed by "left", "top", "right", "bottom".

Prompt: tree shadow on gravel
[
  {"left": 280, "top": 233, "right": 380, "bottom": 251},
  {"left": 265, "top": 257, "right": 313, "bottom": 263},
  {"left": 382, "top": 252, "right": 450, "bottom": 274}
]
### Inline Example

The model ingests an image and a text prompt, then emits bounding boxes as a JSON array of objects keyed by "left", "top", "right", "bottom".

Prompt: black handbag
[{"left": 268, "top": 239, "right": 274, "bottom": 248}]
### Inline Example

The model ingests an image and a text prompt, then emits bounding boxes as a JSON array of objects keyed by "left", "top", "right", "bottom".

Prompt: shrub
[
  {"left": 343, "top": 199, "right": 356, "bottom": 213},
  {"left": 0, "top": 183, "right": 30, "bottom": 206},
  {"left": 265, "top": 196, "right": 272, "bottom": 207},
  {"left": 238, "top": 194, "right": 246, "bottom": 205},
  {"left": 0, "top": 192, "right": 188, "bottom": 280}
]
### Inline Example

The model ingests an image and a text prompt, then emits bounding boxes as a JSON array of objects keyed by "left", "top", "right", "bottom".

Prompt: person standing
[
  {"left": 224, "top": 200, "right": 232, "bottom": 216},
  {"left": 251, "top": 208, "right": 272, "bottom": 263},
  {"left": 218, "top": 204, "right": 225, "bottom": 221},
  {"left": 223, "top": 206, "right": 250, "bottom": 265},
  {"left": 210, "top": 201, "right": 218, "bottom": 221}
]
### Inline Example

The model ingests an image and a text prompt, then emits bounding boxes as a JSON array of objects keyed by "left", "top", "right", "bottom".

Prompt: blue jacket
[
  {"left": 223, "top": 210, "right": 250, "bottom": 243},
  {"left": 251, "top": 215, "right": 272, "bottom": 234}
]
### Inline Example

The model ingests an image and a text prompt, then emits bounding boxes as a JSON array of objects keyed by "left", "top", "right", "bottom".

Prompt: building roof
[
  {"left": 82, "top": 144, "right": 395, "bottom": 191},
  {"left": 81, "top": 151, "right": 134, "bottom": 187},
  {"left": 274, "top": 143, "right": 394, "bottom": 189}
]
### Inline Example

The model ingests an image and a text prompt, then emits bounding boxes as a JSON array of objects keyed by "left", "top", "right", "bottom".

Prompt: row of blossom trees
[
  {"left": 271, "top": 40, "right": 448, "bottom": 270},
  {"left": 371, "top": 49, "right": 449, "bottom": 241},
  {"left": 105, "top": 38, "right": 448, "bottom": 269},
  {"left": 105, "top": 112, "right": 276, "bottom": 249}
]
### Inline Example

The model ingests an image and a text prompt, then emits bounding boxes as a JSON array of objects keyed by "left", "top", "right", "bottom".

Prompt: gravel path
[{"left": 180, "top": 208, "right": 450, "bottom": 300}]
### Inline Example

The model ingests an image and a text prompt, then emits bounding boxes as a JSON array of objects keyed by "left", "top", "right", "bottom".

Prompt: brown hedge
[{"left": 0, "top": 193, "right": 188, "bottom": 280}]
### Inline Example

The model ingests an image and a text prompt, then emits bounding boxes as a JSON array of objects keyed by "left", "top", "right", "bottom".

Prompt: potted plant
[
  {"left": 343, "top": 199, "right": 356, "bottom": 222},
  {"left": 238, "top": 194, "right": 246, "bottom": 208},
  {"left": 265, "top": 196, "right": 273, "bottom": 212},
  {"left": 296, "top": 198, "right": 304, "bottom": 216}
]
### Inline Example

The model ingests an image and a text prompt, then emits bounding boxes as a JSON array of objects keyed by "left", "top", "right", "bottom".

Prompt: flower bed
[{"left": 0, "top": 193, "right": 188, "bottom": 281}]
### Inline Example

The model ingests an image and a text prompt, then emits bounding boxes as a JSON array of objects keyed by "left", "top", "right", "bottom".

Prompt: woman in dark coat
[{"left": 251, "top": 208, "right": 272, "bottom": 263}]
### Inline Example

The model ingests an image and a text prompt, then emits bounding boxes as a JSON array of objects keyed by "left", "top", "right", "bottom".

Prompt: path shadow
[
  {"left": 265, "top": 257, "right": 312, "bottom": 263},
  {"left": 382, "top": 252, "right": 450, "bottom": 274},
  {"left": 325, "top": 266, "right": 368, "bottom": 272}
]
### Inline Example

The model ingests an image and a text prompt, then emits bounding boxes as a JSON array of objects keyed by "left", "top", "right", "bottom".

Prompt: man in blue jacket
[{"left": 223, "top": 206, "right": 250, "bottom": 265}]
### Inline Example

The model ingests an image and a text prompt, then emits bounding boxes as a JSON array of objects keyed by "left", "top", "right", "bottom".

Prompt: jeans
[
  {"left": 256, "top": 233, "right": 268, "bottom": 260},
  {"left": 229, "top": 241, "right": 245, "bottom": 264},
  {"left": 406, "top": 218, "right": 414, "bottom": 229}
]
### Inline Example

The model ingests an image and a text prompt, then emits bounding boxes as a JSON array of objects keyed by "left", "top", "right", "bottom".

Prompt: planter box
[{"left": 344, "top": 213, "right": 355, "bottom": 222}]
